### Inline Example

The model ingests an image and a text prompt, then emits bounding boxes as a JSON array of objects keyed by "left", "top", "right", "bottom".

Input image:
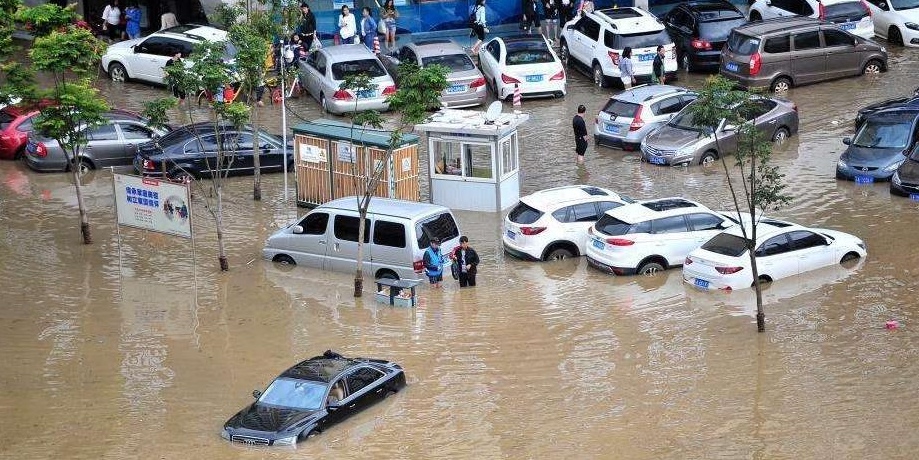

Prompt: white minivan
[{"left": 263, "top": 197, "right": 462, "bottom": 280}]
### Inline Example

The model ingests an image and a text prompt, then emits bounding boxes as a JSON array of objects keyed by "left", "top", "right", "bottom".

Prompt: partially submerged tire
[
  {"left": 546, "top": 247, "right": 574, "bottom": 261},
  {"left": 109, "top": 62, "right": 128, "bottom": 82},
  {"left": 637, "top": 261, "right": 664, "bottom": 276},
  {"left": 771, "top": 77, "right": 791, "bottom": 93},
  {"left": 273, "top": 254, "right": 296, "bottom": 266}
]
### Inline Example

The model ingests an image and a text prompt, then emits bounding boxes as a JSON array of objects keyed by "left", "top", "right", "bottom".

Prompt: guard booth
[
  {"left": 293, "top": 119, "right": 421, "bottom": 207},
  {"left": 415, "top": 108, "right": 529, "bottom": 212}
]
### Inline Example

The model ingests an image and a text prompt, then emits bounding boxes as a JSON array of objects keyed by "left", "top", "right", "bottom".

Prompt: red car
[{"left": 0, "top": 100, "right": 53, "bottom": 160}]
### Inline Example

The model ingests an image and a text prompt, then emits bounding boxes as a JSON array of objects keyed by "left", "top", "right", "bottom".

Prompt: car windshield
[
  {"left": 595, "top": 215, "right": 648, "bottom": 236},
  {"left": 602, "top": 99, "right": 640, "bottom": 118},
  {"left": 508, "top": 201, "right": 543, "bottom": 224},
  {"left": 852, "top": 114, "right": 915, "bottom": 149},
  {"left": 421, "top": 53, "right": 475, "bottom": 71},
  {"left": 616, "top": 29, "right": 671, "bottom": 49},
  {"left": 824, "top": 1, "right": 869, "bottom": 19},
  {"left": 416, "top": 212, "right": 459, "bottom": 248},
  {"left": 258, "top": 378, "right": 327, "bottom": 410},
  {"left": 892, "top": 0, "right": 919, "bottom": 9},
  {"left": 699, "top": 18, "right": 747, "bottom": 42},
  {"left": 669, "top": 108, "right": 711, "bottom": 131},
  {"left": 727, "top": 32, "right": 760, "bottom": 55},
  {"left": 701, "top": 233, "right": 749, "bottom": 257},
  {"left": 331, "top": 59, "right": 387, "bottom": 80},
  {"left": 506, "top": 42, "right": 553, "bottom": 65}
]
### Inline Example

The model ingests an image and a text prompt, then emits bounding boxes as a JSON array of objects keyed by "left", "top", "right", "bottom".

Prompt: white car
[
  {"left": 559, "top": 7, "right": 677, "bottom": 88},
  {"left": 479, "top": 34, "right": 566, "bottom": 101},
  {"left": 101, "top": 25, "right": 233, "bottom": 85},
  {"left": 503, "top": 185, "right": 634, "bottom": 261},
  {"left": 683, "top": 218, "right": 867, "bottom": 291},
  {"left": 864, "top": 0, "right": 919, "bottom": 46},
  {"left": 748, "top": 0, "right": 875, "bottom": 39},
  {"left": 585, "top": 198, "right": 738, "bottom": 275}
]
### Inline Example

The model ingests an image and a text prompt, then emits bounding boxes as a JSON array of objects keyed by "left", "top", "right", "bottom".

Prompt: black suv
[{"left": 663, "top": 0, "right": 748, "bottom": 71}]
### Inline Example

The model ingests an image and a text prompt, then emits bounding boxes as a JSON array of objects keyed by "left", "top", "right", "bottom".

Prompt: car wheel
[
  {"left": 637, "top": 261, "right": 664, "bottom": 276},
  {"left": 699, "top": 151, "right": 717, "bottom": 166},
  {"left": 559, "top": 42, "right": 570, "bottom": 67},
  {"left": 751, "top": 275, "right": 772, "bottom": 288},
  {"left": 273, "top": 254, "right": 296, "bottom": 266},
  {"left": 863, "top": 59, "right": 882, "bottom": 75},
  {"left": 170, "top": 169, "right": 194, "bottom": 183},
  {"left": 840, "top": 252, "right": 861, "bottom": 263},
  {"left": 383, "top": 389, "right": 397, "bottom": 399},
  {"left": 320, "top": 93, "right": 330, "bottom": 113},
  {"left": 108, "top": 62, "right": 127, "bottom": 82},
  {"left": 377, "top": 270, "right": 398, "bottom": 280},
  {"left": 298, "top": 429, "right": 319, "bottom": 442},
  {"left": 546, "top": 247, "right": 574, "bottom": 261},
  {"left": 889, "top": 26, "right": 903, "bottom": 46},
  {"left": 13, "top": 147, "right": 25, "bottom": 160},
  {"left": 592, "top": 64, "right": 605, "bottom": 88},
  {"left": 770, "top": 77, "right": 791, "bottom": 93},
  {"left": 772, "top": 127, "right": 790, "bottom": 143},
  {"left": 77, "top": 159, "right": 94, "bottom": 176},
  {"left": 749, "top": 10, "right": 762, "bottom": 21}
]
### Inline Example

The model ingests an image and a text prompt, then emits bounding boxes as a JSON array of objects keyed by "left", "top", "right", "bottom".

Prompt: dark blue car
[{"left": 836, "top": 108, "right": 919, "bottom": 183}]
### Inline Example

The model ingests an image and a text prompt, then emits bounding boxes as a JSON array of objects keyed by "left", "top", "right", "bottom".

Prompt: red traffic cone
[
  {"left": 373, "top": 36, "right": 380, "bottom": 54},
  {"left": 513, "top": 84, "right": 521, "bottom": 107}
]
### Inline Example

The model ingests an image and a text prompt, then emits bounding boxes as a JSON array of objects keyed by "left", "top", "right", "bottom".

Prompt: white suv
[
  {"left": 101, "top": 24, "right": 233, "bottom": 85},
  {"left": 748, "top": 0, "right": 874, "bottom": 39},
  {"left": 559, "top": 7, "right": 677, "bottom": 88},
  {"left": 503, "top": 185, "right": 635, "bottom": 261},
  {"left": 585, "top": 198, "right": 737, "bottom": 275}
]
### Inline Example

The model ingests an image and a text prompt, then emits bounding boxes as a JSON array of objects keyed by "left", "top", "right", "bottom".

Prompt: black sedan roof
[{"left": 280, "top": 351, "right": 359, "bottom": 383}]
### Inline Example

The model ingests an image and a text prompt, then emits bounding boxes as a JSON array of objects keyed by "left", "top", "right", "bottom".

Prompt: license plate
[
  {"left": 604, "top": 124, "right": 620, "bottom": 134},
  {"left": 357, "top": 89, "right": 377, "bottom": 99},
  {"left": 840, "top": 22, "right": 856, "bottom": 30},
  {"left": 638, "top": 53, "right": 654, "bottom": 62},
  {"left": 910, "top": 193, "right": 919, "bottom": 202},
  {"left": 725, "top": 62, "right": 739, "bottom": 72},
  {"left": 506, "top": 229, "right": 516, "bottom": 240},
  {"left": 649, "top": 156, "right": 666, "bottom": 165},
  {"left": 525, "top": 74, "right": 543, "bottom": 82},
  {"left": 694, "top": 278, "right": 710, "bottom": 289},
  {"left": 447, "top": 84, "right": 466, "bottom": 93},
  {"left": 855, "top": 175, "right": 874, "bottom": 184},
  {"left": 592, "top": 239, "right": 605, "bottom": 250}
]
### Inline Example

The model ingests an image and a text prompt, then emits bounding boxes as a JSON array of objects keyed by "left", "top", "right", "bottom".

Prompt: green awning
[{"left": 292, "top": 119, "right": 419, "bottom": 149}]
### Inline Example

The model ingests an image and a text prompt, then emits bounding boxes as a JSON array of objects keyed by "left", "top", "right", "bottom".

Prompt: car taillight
[
  {"left": 749, "top": 52, "right": 762, "bottom": 76},
  {"left": 34, "top": 142, "right": 47, "bottom": 157},
  {"left": 519, "top": 226, "right": 546, "bottom": 235},
  {"left": 333, "top": 89, "right": 353, "bottom": 100},
  {"left": 413, "top": 260, "right": 424, "bottom": 273},
  {"left": 608, "top": 50, "right": 620, "bottom": 65},
  {"left": 382, "top": 85, "right": 397, "bottom": 96},
  {"left": 501, "top": 73, "right": 520, "bottom": 84},
  {"left": 691, "top": 38, "right": 712, "bottom": 50},
  {"left": 606, "top": 238, "right": 634, "bottom": 246},
  {"left": 715, "top": 266, "right": 744, "bottom": 274},
  {"left": 550, "top": 70, "right": 565, "bottom": 81},
  {"left": 719, "top": 286, "right": 733, "bottom": 292},
  {"left": 684, "top": 257, "right": 693, "bottom": 265},
  {"left": 629, "top": 105, "right": 644, "bottom": 132},
  {"left": 818, "top": 1, "right": 826, "bottom": 20},
  {"left": 143, "top": 159, "right": 155, "bottom": 170},
  {"left": 469, "top": 77, "right": 486, "bottom": 88}
]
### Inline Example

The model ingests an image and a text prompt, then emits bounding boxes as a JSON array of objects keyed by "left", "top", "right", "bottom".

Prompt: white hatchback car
[
  {"left": 863, "top": 0, "right": 919, "bottom": 47},
  {"left": 683, "top": 219, "right": 867, "bottom": 291},
  {"left": 748, "top": 0, "right": 875, "bottom": 39},
  {"left": 503, "top": 185, "right": 635, "bottom": 261},
  {"left": 585, "top": 198, "right": 738, "bottom": 275},
  {"left": 479, "top": 34, "right": 566, "bottom": 101},
  {"left": 101, "top": 24, "right": 232, "bottom": 85}
]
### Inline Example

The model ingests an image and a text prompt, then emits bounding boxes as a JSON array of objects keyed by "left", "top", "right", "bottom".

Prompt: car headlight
[
  {"left": 892, "top": 170, "right": 901, "bottom": 185},
  {"left": 884, "top": 159, "right": 905, "bottom": 172},
  {"left": 273, "top": 435, "right": 297, "bottom": 446},
  {"left": 837, "top": 158, "right": 848, "bottom": 169},
  {"left": 905, "top": 22, "right": 919, "bottom": 31},
  {"left": 220, "top": 428, "right": 230, "bottom": 440}
]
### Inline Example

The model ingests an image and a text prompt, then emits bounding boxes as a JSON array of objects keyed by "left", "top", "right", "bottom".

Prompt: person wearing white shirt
[
  {"left": 338, "top": 6, "right": 357, "bottom": 44},
  {"left": 101, "top": 1, "right": 123, "bottom": 41}
]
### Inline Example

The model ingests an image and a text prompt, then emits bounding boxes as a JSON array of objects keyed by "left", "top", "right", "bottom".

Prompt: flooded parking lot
[{"left": 2, "top": 43, "right": 919, "bottom": 459}]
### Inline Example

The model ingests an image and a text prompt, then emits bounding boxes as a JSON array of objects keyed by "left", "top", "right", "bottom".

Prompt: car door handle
[
  {"left": 333, "top": 243, "right": 340, "bottom": 251},
  {"left": 318, "top": 240, "right": 327, "bottom": 245},
  {"left": 768, "top": 120, "right": 777, "bottom": 124},
  {"left": 375, "top": 388, "right": 383, "bottom": 393},
  {"left": 348, "top": 404, "right": 356, "bottom": 409}
]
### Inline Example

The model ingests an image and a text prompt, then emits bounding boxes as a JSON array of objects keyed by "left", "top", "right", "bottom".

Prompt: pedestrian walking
[
  {"left": 124, "top": 2, "right": 141, "bottom": 40},
  {"left": 297, "top": 2, "right": 317, "bottom": 51},
  {"left": 423, "top": 238, "right": 447, "bottom": 288},
  {"left": 381, "top": 0, "right": 399, "bottom": 50},
  {"left": 652, "top": 45, "right": 666, "bottom": 85},
  {"left": 101, "top": 1, "right": 122, "bottom": 41},
  {"left": 542, "top": 0, "right": 559, "bottom": 43},
  {"left": 165, "top": 52, "right": 186, "bottom": 100},
  {"left": 619, "top": 46, "right": 635, "bottom": 89},
  {"left": 160, "top": 10, "right": 178, "bottom": 30},
  {"left": 470, "top": 0, "right": 488, "bottom": 55},
  {"left": 360, "top": 7, "right": 378, "bottom": 50},
  {"left": 558, "top": 0, "right": 574, "bottom": 28},
  {"left": 451, "top": 236, "right": 480, "bottom": 288},
  {"left": 573, "top": 104, "right": 588, "bottom": 164},
  {"left": 521, "top": 0, "right": 541, "bottom": 35},
  {"left": 337, "top": 5, "right": 357, "bottom": 45}
]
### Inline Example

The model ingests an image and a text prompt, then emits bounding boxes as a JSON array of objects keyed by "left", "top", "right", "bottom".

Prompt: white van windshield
[{"left": 416, "top": 213, "right": 459, "bottom": 248}]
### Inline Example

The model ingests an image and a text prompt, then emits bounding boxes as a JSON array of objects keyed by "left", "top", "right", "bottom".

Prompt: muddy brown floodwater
[{"left": 2, "top": 43, "right": 919, "bottom": 460}]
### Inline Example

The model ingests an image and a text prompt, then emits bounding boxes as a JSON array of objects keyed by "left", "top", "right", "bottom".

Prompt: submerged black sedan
[{"left": 222, "top": 351, "right": 405, "bottom": 446}]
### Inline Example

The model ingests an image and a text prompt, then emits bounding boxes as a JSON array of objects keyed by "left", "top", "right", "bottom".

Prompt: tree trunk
[
  {"left": 70, "top": 157, "right": 92, "bottom": 244},
  {"left": 216, "top": 184, "right": 229, "bottom": 271},
  {"left": 749, "top": 250, "right": 765, "bottom": 332},
  {"left": 251, "top": 97, "right": 262, "bottom": 201},
  {"left": 354, "top": 204, "right": 367, "bottom": 297}
]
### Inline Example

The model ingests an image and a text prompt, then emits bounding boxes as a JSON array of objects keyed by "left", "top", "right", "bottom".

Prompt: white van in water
[{"left": 263, "top": 197, "right": 462, "bottom": 280}]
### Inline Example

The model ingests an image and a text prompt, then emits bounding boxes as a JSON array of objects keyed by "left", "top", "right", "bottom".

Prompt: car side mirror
[
  {"left": 292, "top": 225, "right": 304, "bottom": 234},
  {"left": 765, "top": 0, "right": 772, "bottom": 5},
  {"left": 824, "top": 238, "right": 832, "bottom": 246},
  {"left": 252, "top": 389, "right": 262, "bottom": 399},
  {"left": 843, "top": 137, "right": 852, "bottom": 145},
  {"left": 327, "top": 402, "right": 340, "bottom": 411}
]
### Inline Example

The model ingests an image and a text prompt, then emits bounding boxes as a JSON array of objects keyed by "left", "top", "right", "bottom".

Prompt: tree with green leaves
[
  {"left": 143, "top": 40, "right": 252, "bottom": 271},
  {"left": 341, "top": 63, "right": 450, "bottom": 296},
  {"left": 685, "top": 75, "right": 792, "bottom": 332},
  {"left": 27, "top": 14, "right": 109, "bottom": 244},
  {"left": 0, "top": 0, "right": 35, "bottom": 108}
]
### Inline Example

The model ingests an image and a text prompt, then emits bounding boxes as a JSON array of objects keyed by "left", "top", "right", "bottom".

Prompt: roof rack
[
  {"left": 641, "top": 198, "right": 697, "bottom": 212},
  {"left": 642, "top": 88, "right": 687, "bottom": 102}
]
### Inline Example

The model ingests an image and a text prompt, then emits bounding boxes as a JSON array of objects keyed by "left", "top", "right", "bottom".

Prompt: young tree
[
  {"left": 342, "top": 63, "right": 449, "bottom": 296},
  {"left": 685, "top": 75, "right": 791, "bottom": 332},
  {"left": 28, "top": 19, "right": 109, "bottom": 244}
]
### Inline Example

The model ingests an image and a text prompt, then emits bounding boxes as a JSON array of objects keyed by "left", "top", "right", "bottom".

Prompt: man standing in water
[
  {"left": 652, "top": 45, "right": 666, "bottom": 85},
  {"left": 573, "top": 104, "right": 588, "bottom": 164},
  {"left": 452, "top": 236, "right": 480, "bottom": 288},
  {"left": 423, "top": 238, "right": 446, "bottom": 288}
]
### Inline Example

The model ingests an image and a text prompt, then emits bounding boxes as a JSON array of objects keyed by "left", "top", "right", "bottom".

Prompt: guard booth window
[{"left": 463, "top": 144, "right": 493, "bottom": 179}]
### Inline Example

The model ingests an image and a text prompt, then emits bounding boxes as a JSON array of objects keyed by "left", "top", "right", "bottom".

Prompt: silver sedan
[
  {"left": 298, "top": 44, "right": 396, "bottom": 115},
  {"left": 380, "top": 39, "right": 487, "bottom": 108}
]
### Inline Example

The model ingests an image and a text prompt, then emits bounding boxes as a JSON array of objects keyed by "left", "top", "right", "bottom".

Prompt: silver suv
[
  {"left": 594, "top": 85, "right": 697, "bottom": 151},
  {"left": 380, "top": 39, "right": 487, "bottom": 108}
]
